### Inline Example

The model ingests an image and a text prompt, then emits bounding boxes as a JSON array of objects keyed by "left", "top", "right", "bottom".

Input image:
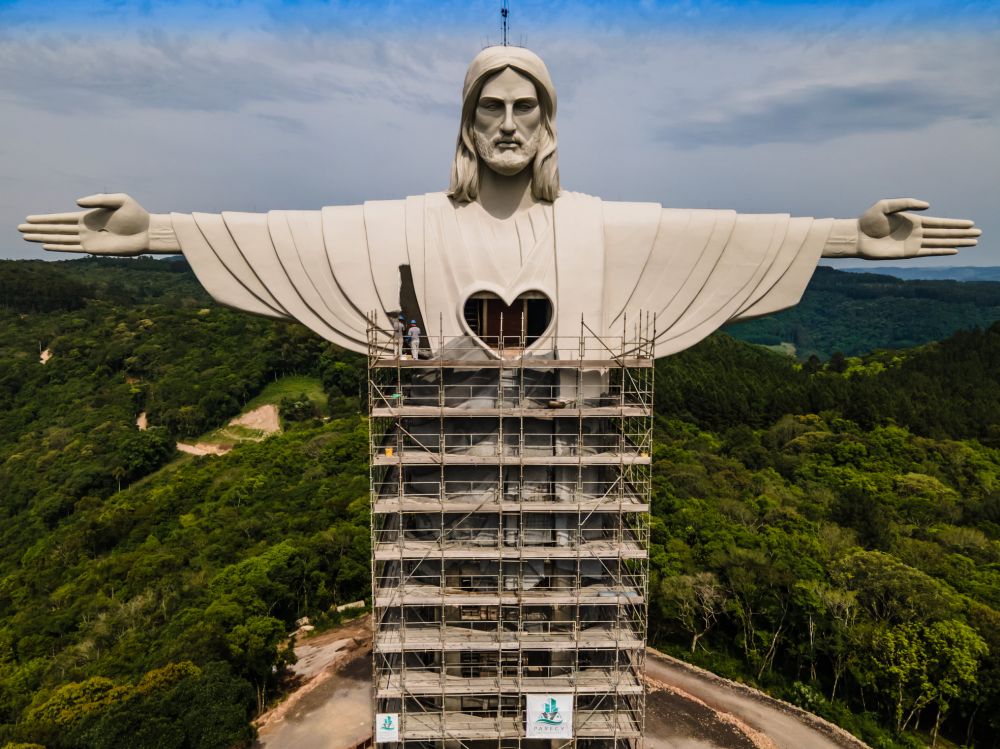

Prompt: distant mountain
[
  {"left": 837, "top": 265, "right": 1000, "bottom": 282},
  {"left": 725, "top": 266, "right": 1000, "bottom": 359}
]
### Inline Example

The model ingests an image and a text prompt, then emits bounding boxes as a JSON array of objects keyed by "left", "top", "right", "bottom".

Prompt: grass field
[
  {"left": 245, "top": 375, "right": 327, "bottom": 411},
  {"left": 189, "top": 375, "right": 327, "bottom": 447},
  {"left": 762, "top": 341, "right": 797, "bottom": 358}
]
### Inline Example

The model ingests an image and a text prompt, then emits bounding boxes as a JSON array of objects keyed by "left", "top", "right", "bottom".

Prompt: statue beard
[{"left": 474, "top": 129, "right": 540, "bottom": 177}]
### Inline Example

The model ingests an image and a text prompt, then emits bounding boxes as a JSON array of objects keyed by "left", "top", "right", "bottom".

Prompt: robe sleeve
[
  {"left": 605, "top": 206, "right": 832, "bottom": 358},
  {"left": 169, "top": 204, "right": 413, "bottom": 354}
]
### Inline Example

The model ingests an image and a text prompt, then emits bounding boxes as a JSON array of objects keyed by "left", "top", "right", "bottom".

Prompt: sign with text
[
  {"left": 525, "top": 694, "right": 573, "bottom": 738},
  {"left": 375, "top": 713, "right": 399, "bottom": 743}
]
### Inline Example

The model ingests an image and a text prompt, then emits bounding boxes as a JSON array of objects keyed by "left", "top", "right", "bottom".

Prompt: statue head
[{"left": 448, "top": 46, "right": 559, "bottom": 203}]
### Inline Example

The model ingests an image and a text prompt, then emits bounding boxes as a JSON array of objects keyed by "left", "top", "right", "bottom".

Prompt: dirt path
[
  {"left": 231, "top": 404, "right": 281, "bottom": 433},
  {"left": 175, "top": 442, "right": 229, "bottom": 456},
  {"left": 253, "top": 629, "right": 867, "bottom": 749},
  {"left": 136, "top": 411, "right": 148, "bottom": 431},
  {"left": 645, "top": 674, "right": 762, "bottom": 749},
  {"left": 39, "top": 348, "right": 51, "bottom": 364},
  {"left": 175, "top": 404, "right": 283, "bottom": 457},
  {"left": 645, "top": 650, "right": 869, "bottom": 749},
  {"left": 255, "top": 617, "right": 373, "bottom": 749}
]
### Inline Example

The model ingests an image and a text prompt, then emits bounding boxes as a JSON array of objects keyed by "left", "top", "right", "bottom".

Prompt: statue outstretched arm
[
  {"left": 821, "top": 198, "right": 980, "bottom": 260},
  {"left": 20, "top": 193, "right": 397, "bottom": 355},
  {"left": 19, "top": 193, "right": 181, "bottom": 256}
]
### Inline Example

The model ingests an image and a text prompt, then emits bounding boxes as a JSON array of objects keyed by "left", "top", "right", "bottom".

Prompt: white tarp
[
  {"left": 525, "top": 694, "right": 574, "bottom": 738},
  {"left": 375, "top": 713, "right": 400, "bottom": 743}
]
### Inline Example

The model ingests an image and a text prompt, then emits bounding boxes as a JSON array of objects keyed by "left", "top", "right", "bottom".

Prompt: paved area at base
[
  {"left": 645, "top": 651, "right": 868, "bottom": 749},
  {"left": 256, "top": 622, "right": 868, "bottom": 749},
  {"left": 255, "top": 654, "right": 373, "bottom": 749}
]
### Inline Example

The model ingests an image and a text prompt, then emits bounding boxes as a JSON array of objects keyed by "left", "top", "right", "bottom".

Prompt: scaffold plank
[
  {"left": 371, "top": 453, "right": 651, "bottom": 466},
  {"left": 372, "top": 540, "right": 647, "bottom": 561},
  {"left": 376, "top": 670, "right": 643, "bottom": 697},
  {"left": 374, "top": 625, "right": 645, "bottom": 652}
]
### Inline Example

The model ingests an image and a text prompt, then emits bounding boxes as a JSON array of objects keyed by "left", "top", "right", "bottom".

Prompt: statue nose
[{"left": 501, "top": 105, "right": 516, "bottom": 134}]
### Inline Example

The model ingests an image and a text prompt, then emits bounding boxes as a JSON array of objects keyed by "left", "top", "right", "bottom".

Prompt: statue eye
[
  {"left": 515, "top": 101, "right": 537, "bottom": 112},
  {"left": 479, "top": 101, "right": 502, "bottom": 111}
]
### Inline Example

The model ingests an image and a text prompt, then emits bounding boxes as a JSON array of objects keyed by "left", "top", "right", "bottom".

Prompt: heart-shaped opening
[{"left": 463, "top": 291, "right": 553, "bottom": 352}]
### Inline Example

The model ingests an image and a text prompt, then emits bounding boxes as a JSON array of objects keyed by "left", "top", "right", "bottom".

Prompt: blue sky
[
  {"left": 3, "top": 0, "right": 998, "bottom": 32},
  {"left": 2, "top": 0, "right": 997, "bottom": 264}
]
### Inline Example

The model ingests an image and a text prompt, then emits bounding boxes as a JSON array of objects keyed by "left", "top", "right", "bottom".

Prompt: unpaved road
[
  {"left": 175, "top": 442, "right": 230, "bottom": 456},
  {"left": 255, "top": 618, "right": 372, "bottom": 749},
  {"left": 175, "top": 405, "right": 282, "bottom": 457},
  {"left": 256, "top": 620, "right": 867, "bottom": 749},
  {"left": 645, "top": 650, "right": 867, "bottom": 749},
  {"left": 232, "top": 404, "right": 281, "bottom": 432}
]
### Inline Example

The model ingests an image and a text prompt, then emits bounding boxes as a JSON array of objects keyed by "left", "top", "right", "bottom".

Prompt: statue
[{"left": 19, "top": 46, "right": 980, "bottom": 360}]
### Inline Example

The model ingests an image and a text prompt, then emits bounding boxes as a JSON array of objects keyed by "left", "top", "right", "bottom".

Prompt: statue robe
[{"left": 169, "top": 191, "right": 832, "bottom": 360}]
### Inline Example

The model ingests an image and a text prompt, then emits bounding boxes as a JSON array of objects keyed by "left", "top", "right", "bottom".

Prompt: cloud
[
  {"left": 1, "top": 19, "right": 997, "bottom": 265},
  {"left": 660, "top": 79, "right": 999, "bottom": 148},
  {"left": 0, "top": 30, "right": 471, "bottom": 115}
]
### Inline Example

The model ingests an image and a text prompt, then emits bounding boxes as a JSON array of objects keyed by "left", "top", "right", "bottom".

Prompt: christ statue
[{"left": 19, "top": 46, "right": 980, "bottom": 361}]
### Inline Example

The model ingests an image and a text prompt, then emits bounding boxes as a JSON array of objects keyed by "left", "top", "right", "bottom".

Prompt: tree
[
  {"left": 225, "top": 616, "right": 294, "bottom": 715},
  {"left": 865, "top": 620, "right": 987, "bottom": 738},
  {"left": 921, "top": 620, "right": 988, "bottom": 746},
  {"left": 660, "top": 572, "right": 728, "bottom": 654}
]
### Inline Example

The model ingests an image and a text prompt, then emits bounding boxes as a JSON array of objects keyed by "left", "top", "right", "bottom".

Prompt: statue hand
[
  {"left": 19, "top": 193, "right": 151, "bottom": 256},
  {"left": 857, "top": 198, "right": 980, "bottom": 259}
]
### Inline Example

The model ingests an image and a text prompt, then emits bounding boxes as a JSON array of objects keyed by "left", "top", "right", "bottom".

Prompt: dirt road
[
  {"left": 255, "top": 618, "right": 373, "bottom": 749},
  {"left": 255, "top": 622, "right": 868, "bottom": 749},
  {"left": 231, "top": 404, "right": 281, "bottom": 433},
  {"left": 645, "top": 650, "right": 868, "bottom": 749}
]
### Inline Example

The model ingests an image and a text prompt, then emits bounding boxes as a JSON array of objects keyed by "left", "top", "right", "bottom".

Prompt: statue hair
[{"left": 448, "top": 65, "right": 560, "bottom": 204}]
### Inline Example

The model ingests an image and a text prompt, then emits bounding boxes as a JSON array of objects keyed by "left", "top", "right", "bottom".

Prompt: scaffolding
[{"left": 368, "top": 314, "right": 653, "bottom": 749}]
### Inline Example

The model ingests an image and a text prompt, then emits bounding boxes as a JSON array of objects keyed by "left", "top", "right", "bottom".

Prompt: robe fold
[{"left": 171, "top": 191, "right": 830, "bottom": 360}]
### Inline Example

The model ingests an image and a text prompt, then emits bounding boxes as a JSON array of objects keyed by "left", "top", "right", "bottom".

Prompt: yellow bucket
[{"left": 385, "top": 447, "right": 394, "bottom": 457}]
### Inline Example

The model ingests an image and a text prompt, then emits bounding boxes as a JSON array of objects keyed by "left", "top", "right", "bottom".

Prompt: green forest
[
  {"left": 1, "top": 258, "right": 999, "bottom": 748},
  {"left": 727, "top": 265, "right": 1000, "bottom": 359}
]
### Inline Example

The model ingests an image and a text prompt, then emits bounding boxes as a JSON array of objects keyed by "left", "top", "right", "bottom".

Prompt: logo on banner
[
  {"left": 537, "top": 697, "right": 563, "bottom": 725},
  {"left": 375, "top": 713, "right": 399, "bottom": 742},
  {"left": 526, "top": 694, "right": 573, "bottom": 738}
]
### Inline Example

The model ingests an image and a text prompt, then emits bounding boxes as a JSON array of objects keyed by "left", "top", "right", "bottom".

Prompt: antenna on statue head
[{"left": 500, "top": 0, "right": 510, "bottom": 46}]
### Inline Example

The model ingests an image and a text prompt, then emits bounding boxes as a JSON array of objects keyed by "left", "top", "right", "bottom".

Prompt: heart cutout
[{"left": 461, "top": 289, "right": 554, "bottom": 353}]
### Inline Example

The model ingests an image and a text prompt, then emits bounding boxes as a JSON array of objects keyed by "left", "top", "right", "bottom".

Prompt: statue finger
[
  {"left": 919, "top": 216, "right": 975, "bottom": 228},
  {"left": 42, "top": 243, "right": 84, "bottom": 252},
  {"left": 25, "top": 211, "right": 86, "bottom": 224},
  {"left": 916, "top": 247, "right": 959, "bottom": 257},
  {"left": 880, "top": 198, "right": 929, "bottom": 214},
  {"left": 21, "top": 234, "right": 81, "bottom": 244},
  {"left": 18, "top": 223, "right": 80, "bottom": 234},
  {"left": 921, "top": 238, "right": 977, "bottom": 248},
  {"left": 77, "top": 193, "right": 129, "bottom": 209},
  {"left": 922, "top": 227, "right": 982, "bottom": 238}
]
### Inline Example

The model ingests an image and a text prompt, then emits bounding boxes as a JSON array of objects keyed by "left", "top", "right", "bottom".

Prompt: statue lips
[{"left": 459, "top": 287, "right": 554, "bottom": 355}]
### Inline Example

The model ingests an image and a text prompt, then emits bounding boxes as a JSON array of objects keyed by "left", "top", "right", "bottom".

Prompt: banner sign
[
  {"left": 375, "top": 713, "right": 400, "bottom": 743},
  {"left": 525, "top": 694, "right": 574, "bottom": 738}
]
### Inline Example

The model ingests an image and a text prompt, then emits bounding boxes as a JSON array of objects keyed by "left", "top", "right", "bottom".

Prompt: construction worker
[
  {"left": 407, "top": 320, "right": 421, "bottom": 360},
  {"left": 392, "top": 315, "right": 405, "bottom": 356}
]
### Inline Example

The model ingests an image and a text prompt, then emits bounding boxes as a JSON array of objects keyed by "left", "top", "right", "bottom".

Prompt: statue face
[{"left": 473, "top": 67, "right": 542, "bottom": 177}]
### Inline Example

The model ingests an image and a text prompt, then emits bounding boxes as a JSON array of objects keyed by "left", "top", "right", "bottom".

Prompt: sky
[{"left": 1, "top": 0, "right": 998, "bottom": 266}]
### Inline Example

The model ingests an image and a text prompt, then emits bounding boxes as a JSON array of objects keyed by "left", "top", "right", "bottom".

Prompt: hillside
[
  {"left": 839, "top": 266, "right": 1000, "bottom": 283},
  {"left": 726, "top": 265, "right": 1000, "bottom": 358},
  {"left": 0, "top": 258, "right": 999, "bottom": 748}
]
